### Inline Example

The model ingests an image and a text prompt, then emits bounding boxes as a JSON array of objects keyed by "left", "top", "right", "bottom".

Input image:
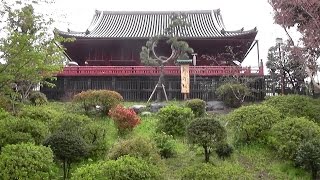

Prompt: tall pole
[{"left": 276, "top": 38, "right": 285, "bottom": 95}]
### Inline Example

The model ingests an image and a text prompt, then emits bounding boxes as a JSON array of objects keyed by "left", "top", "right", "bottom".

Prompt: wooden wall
[{"left": 42, "top": 76, "right": 266, "bottom": 102}]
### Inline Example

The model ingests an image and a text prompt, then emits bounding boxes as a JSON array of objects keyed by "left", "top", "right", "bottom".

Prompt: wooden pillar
[
  {"left": 88, "top": 78, "right": 92, "bottom": 90},
  {"left": 168, "top": 81, "right": 172, "bottom": 100}
]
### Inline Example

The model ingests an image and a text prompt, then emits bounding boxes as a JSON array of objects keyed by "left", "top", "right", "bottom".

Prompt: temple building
[{"left": 43, "top": 9, "right": 264, "bottom": 101}]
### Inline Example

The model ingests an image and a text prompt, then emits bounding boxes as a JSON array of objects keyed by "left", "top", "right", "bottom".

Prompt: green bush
[
  {"left": 185, "top": 98, "right": 206, "bottom": 117},
  {"left": 107, "top": 137, "right": 160, "bottom": 163},
  {"left": 215, "top": 143, "right": 234, "bottom": 160},
  {"left": 18, "top": 105, "right": 60, "bottom": 129},
  {"left": 153, "top": 132, "right": 176, "bottom": 158},
  {"left": 0, "top": 108, "right": 11, "bottom": 120},
  {"left": 0, "top": 143, "right": 56, "bottom": 179},
  {"left": 295, "top": 138, "right": 320, "bottom": 179},
  {"left": 216, "top": 82, "right": 250, "bottom": 108},
  {"left": 80, "top": 121, "right": 109, "bottom": 159},
  {"left": 268, "top": 117, "right": 320, "bottom": 159},
  {"left": 180, "top": 163, "right": 252, "bottom": 179},
  {"left": 263, "top": 95, "right": 320, "bottom": 123},
  {"left": 157, "top": 105, "right": 194, "bottom": 137},
  {"left": 227, "top": 104, "right": 281, "bottom": 143},
  {"left": 73, "top": 90, "right": 123, "bottom": 115},
  {"left": 71, "top": 156, "right": 162, "bottom": 180},
  {"left": 53, "top": 113, "right": 92, "bottom": 133},
  {"left": 187, "top": 117, "right": 227, "bottom": 162},
  {"left": 44, "top": 131, "right": 88, "bottom": 179},
  {"left": 0, "top": 94, "right": 11, "bottom": 111},
  {"left": 0, "top": 117, "right": 49, "bottom": 149},
  {"left": 29, "top": 91, "right": 48, "bottom": 105}
]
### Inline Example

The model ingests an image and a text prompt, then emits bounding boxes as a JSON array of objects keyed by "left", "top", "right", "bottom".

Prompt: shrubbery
[
  {"left": 181, "top": 163, "right": 252, "bottom": 179},
  {"left": 263, "top": 95, "right": 320, "bottom": 123},
  {"left": 0, "top": 117, "right": 49, "bottom": 149},
  {"left": 295, "top": 138, "right": 320, "bottom": 180},
  {"left": 227, "top": 104, "right": 281, "bottom": 143},
  {"left": 109, "top": 105, "right": 141, "bottom": 135},
  {"left": 185, "top": 98, "right": 206, "bottom": 117},
  {"left": 187, "top": 117, "right": 227, "bottom": 162},
  {"left": 153, "top": 132, "right": 176, "bottom": 158},
  {"left": 107, "top": 137, "right": 160, "bottom": 163},
  {"left": 0, "top": 108, "right": 10, "bottom": 119},
  {"left": 268, "top": 117, "right": 320, "bottom": 159},
  {"left": 81, "top": 121, "right": 109, "bottom": 158},
  {"left": 0, "top": 143, "right": 56, "bottom": 179},
  {"left": 216, "top": 82, "right": 250, "bottom": 108},
  {"left": 157, "top": 105, "right": 194, "bottom": 137},
  {"left": 71, "top": 156, "right": 162, "bottom": 180},
  {"left": 29, "top": 91, "right": 48, "bottom": 105},
  {"left": 73, "top": 90, "right": 123, "bottom": 115},
  {"left": 215, "top": 143, "right": 234, "bottom": 160}
]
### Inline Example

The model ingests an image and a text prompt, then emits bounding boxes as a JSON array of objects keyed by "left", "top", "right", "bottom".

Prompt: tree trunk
[
  {"left": 156, "top": 64, "right": 165, "bottom": 102},
  {"left": 63, "top": 160, "right": 66, "bottom": 180},
  {"left": 203, "top": 145, "right": 210, "bottom": 163},
  {"left": 311, "top": 167, "right": 318, "bottom": 180}
]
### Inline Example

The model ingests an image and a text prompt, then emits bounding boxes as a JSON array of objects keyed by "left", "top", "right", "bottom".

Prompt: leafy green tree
[
  {"left": 140, "top": 13, "right": 193, "bottom": 101},
  {"left": 0, "top": 0, "right": 68, "bottom": 102},
  {"left": 0, "top": 143, "right": 56, "bottom": 179},
  {"left": 44, "top": 131, "right": 88, "bottom": 180},
  {"left": 186, "top": 117, "right": 227, "bottom": 162},
  {"left": 295, "top": 138, "right": 320, "bottom": 180}
]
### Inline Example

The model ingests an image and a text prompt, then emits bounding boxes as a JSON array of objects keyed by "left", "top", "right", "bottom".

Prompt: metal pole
[{"left": 279, "top": 44, "right": 284, "bottom": 95}]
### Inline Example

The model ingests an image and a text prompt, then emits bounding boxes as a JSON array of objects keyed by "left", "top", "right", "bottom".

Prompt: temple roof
[{"left": 57, "top": 9, "right": 257, "bottom": 39}]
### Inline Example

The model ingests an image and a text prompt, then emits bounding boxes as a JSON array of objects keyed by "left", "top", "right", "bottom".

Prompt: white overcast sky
[{"left": 51, "top": 0, "right": 291, "bottom": 68}]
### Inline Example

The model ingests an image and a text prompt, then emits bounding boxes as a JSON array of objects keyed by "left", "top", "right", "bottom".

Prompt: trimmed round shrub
[
  {"left": 0, "top": 117, "right": 49, "bottom": 149},
  {"left": 215, "top": 143, "right": 234, "bottom": 160},
  {"left": 157, "top": 105, "right": 194, "bottom": 137},
  {"left": 216, "top": 82, "right": 250, "bottom": 108},
  {"left": 44, "top": 131, "right": 89, "bottom": 179},
  {"left": 109, "top": 105, "right": 141, "bottom": 135},
  {"left": 295, "top": 138, "right": 320, "bottom": 180},
  {"left": 268, "top": 117, "right": 320, "bottom": 159},
  {"left": 187, "top": 117, "right": 227, "bottom": 162},
  {"left": 227, "top": 104, "right": 281, "bottom": 143},
  {"left": 29, "top": 91, "right": 48, "bottom": 105},
  {"left": 263, "top": 95, "right": 320, "bottom": 123},
  {"left": 185, "top": 98, "right": 206, "bottom": 117},
  {"left": 181, "top": 163, "right": 252, "bottom": 179},
  {"left": 0, "top": 143, "right": 56, "bottom": 179},
  {"left": 71, "top": 156, "right": 162, "bottom": 180},
  {"left": 107, "top": 137, "right": 160, "bottom": 163},
  {"left": 153, "top": 132, "right": 176, "bottom": 158},
  {"left": 73, "top": 90, "right": 123, "bottom": 115}
]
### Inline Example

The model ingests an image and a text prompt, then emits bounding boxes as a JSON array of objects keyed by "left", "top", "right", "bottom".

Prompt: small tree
[
  {"left": 216, "top": 82, "right": 250, "bottom": 108},
  {"left": 0, "top": 143, "right": 56, "bottom": 179},
  {"left": 44, "top": 131, "right": 88, "bottom": 180},
  {"left": 295, "top": 138, "right": 320, "bottom": 180},
  {"left": 186, "top": 117, "right": 227, "bottom": 162},
  {"left": 140, "top": 13, "right": 193, "bottom": 102}
]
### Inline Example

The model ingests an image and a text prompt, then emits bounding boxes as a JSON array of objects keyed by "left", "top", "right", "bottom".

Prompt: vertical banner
[{"left": 181, "top": 64, "right": 190, "bottom": 94}]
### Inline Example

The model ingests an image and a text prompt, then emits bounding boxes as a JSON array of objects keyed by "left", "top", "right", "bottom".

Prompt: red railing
[{"left": 57, "top": 66, "right": 264, "bottom": 77}]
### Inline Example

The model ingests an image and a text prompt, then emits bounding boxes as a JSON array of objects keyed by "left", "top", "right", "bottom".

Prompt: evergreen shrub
[
  {"left": 227, "top": 104, "right": 281, "bottom": 143},
  {"left": 153, "top": 132, "right": 176, "bottom": 158},
  {"left": 216, "top": 82, "right": 250, "bottom": 108},
  {"left": 29, "top": 91, "right": 48, "bottom": 105},
  {"left": 185, "top": 98, "right": 206, "bottom": 117},
  {"left": 157, "top": 105, "right": 194, "bottom": 137}
]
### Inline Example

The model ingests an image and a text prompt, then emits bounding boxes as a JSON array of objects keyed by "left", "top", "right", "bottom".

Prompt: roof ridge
[{"left": 94, "top": 9, "right": 220, "bottom": 15}]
